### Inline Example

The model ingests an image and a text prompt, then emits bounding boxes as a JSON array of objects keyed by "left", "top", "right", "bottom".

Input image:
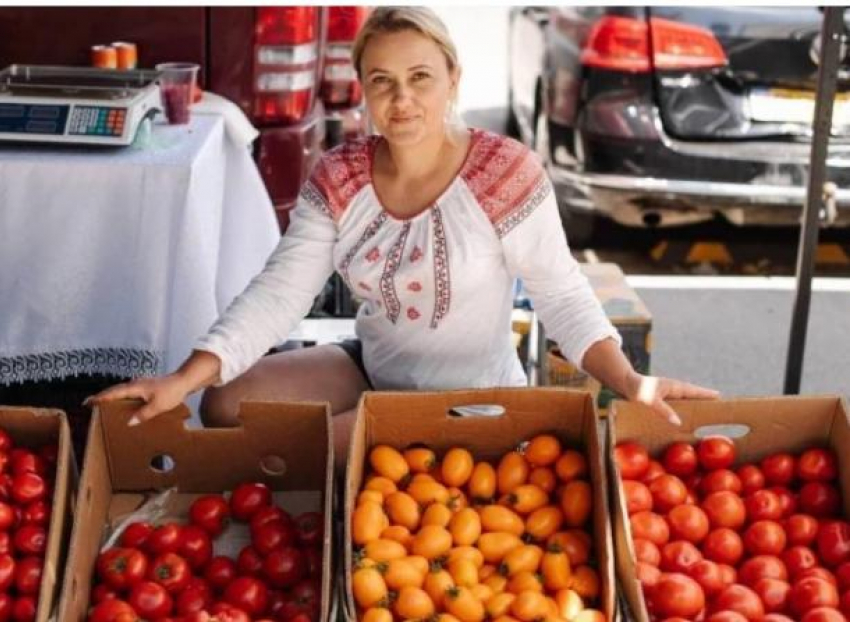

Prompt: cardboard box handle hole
[
  {"left": 694, "top": 424, "right": 751, "bottom": 440},
  {"left": 150, "top": 454, "right": 175, "bottom": 474},
  {"left": 260, "top": 455, "right": 287, "bottom": 477},
  {"left": 449, "top": 405, "right": 506, "bottom": 418}
]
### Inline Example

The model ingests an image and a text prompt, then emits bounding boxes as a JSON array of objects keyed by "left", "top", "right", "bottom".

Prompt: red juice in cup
[{"left": 155, "top": 62, "right": 199, "bottom": 125}]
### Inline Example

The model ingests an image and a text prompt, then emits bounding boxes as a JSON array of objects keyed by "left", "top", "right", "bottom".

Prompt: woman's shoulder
[
  {"left": 304, "top": 136, "right": 379, "bottom": 219},
  {"left": 462, "top": 128, "right": 550, "bottom": 236}
]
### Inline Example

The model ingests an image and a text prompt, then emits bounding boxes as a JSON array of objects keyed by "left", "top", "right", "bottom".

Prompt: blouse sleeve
[
  {"left": 496, "top": 157, "right": 621, "bottom": 371},
  {"left": 193, "top": 176, "right": 337, "bottom": 385}
]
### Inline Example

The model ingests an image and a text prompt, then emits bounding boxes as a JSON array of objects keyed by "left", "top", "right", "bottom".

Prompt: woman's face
[{"left": 360, "top": 28, "right": 459, "bottom": 147}]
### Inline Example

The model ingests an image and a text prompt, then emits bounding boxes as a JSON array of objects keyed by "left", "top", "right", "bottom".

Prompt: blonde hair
[{"left": 351, "top": 7, "right": 459, "bottom": 79}]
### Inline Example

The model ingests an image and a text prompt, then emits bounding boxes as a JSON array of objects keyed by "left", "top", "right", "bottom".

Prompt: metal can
[
  {"left": 91, "top": 45, "right": 117, "bottom": 69},
  {"left": 112, "top": 41, "right": 138, "bottom": 70}
]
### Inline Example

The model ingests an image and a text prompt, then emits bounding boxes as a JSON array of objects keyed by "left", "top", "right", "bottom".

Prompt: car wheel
[
  {"left": 564, "top": 210, "right": 597, "bottom": 249},
  {"left": 506, "top": 89, "right": 521, "bottom": 138}
]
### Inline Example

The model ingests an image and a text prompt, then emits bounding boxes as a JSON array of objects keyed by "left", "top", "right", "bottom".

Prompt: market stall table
[{"left": 0, "top": 113, "right": 280, "bottom": 399}]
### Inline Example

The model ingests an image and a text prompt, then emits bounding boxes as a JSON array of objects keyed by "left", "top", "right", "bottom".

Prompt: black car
[{"left": 508, "top": 7, "right": 850, "bottom": 246}]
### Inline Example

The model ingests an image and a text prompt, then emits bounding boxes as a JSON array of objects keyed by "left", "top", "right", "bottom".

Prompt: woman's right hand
[{"left": 84, "top": 373, "right": 192, "bottom": 426}]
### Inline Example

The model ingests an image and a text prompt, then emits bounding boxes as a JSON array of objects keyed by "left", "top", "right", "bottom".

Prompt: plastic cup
[{"left": 155, "top": 62, "right": 199, "bottom": 125}]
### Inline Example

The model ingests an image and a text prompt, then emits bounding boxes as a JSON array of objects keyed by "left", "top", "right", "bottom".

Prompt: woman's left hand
[{"left": 624, "top": 372, "right": 720, "bottom": 426}]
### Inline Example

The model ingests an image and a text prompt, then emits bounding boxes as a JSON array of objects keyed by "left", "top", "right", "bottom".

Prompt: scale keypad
[{"left": 68, "top": 106, "right": 126, "bottom": 137}]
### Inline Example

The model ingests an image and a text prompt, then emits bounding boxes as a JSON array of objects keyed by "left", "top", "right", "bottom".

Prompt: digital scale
[{"left": 0, "top": 65, "right": 162, "bottom": 146}]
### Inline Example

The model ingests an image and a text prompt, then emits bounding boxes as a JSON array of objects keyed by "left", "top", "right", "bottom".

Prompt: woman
[{"left": 87, "top": 8, "right": 717, "bottom": 462}]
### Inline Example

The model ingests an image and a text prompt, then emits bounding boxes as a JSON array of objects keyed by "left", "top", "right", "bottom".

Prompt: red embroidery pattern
[
  {"left": 409, "top": 246, "right": 423, "bottom": 262},
  {"left": 407, "top": 307, "right": 421, "bottom": 320},
  {"left": 379, "top": 222, "right": 411, "bottom": 324},
  {"left": 365, "top": 247, "right": 381, "bottom": 262},
  {"left": 309, "top": 137, "right": 377, "bottom": 220},
  {"left": 430, "top": 206, "right": 451, "bottom": 329},
  {"left": 300, "top": 180, "right": 333, "bottom": 218},
  {"left": 462, "top": 131, "right": 549, "bottom": 238},
  {"left": 407, "top": 281, "right": 422, "bottom": 292},
  {"left": 339, "top": 213, "right": 388, "bottom": 290}
]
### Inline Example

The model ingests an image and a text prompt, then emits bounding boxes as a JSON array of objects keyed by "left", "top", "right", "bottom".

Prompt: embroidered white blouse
[{"left": 196, "top": 128, "right": 621, "bottom": 389}]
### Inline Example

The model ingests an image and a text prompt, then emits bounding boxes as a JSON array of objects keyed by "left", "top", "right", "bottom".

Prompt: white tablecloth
[{"left": 0, "top": 113, "right": 280, "bottom": 385}]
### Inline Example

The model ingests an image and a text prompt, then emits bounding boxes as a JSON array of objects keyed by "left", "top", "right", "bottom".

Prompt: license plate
[{"left": 748, "top": 87, "right": 850, "bottom": 128}]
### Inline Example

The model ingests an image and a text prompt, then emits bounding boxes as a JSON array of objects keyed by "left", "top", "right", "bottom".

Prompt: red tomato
[
  {"left": 294, "top": 512, "right": 324, "bottom": 548},
  {"left": 145, "top": 524, "right": 183, "bottom": 556},
  {"left": 738, "top": 555, "right": 788, "bottom": 587},
  {"left": 250, "top": 505, "right": 293, "bottom": 536},
  {"left": 650, "top": 475, "right": 689, "bottom": 513},
  {"left": 840, "top": 590, "right": 850, "bottom": 617},
  {"left": 663, "top": 443, "right": 699, "bottom": 477},
  {"left": 661, "top": 540, "right": 704, "bottom": 573},
  {"left": 635, "top": 561, "right": 661, "bottom": 589},
  {"left": 718, "top": 564, "right": 738, "bottom": 588},
  {"left": 706, "top": 612, "right": 749, "bottom": 622},
  {"left": 91, "top": 583, "right": 118, "bottom": 604},
  {"left": 0, "top": 429, "right": 12, "bottom": 453},
  {"left": 88, "top": 599, "right": 139, "bottom": 622},
  {"left": 798, "top": 568, "right": 839, "bottom": 586},
  {"left": 702, "top": 491, "right": 746, "bottom": 530},
  {"left": 209, "top": 603, "right": 251, "bottom": 622},
  {"left": 786, "top": 514, "right": 820, "bottom": 546},
  {"left": 10, "top": 450, "right": 47, "bottom": 477},
  {"left": 10, "top": 473, "right": 46, "bottom": 505},
  {"left": 697, "top": 437, "right": 736, "bottom": 471},
  {"left": 189, "top": 494, "right": 230, "bottom": 536},
  {"left": 290, "top": 579, "right": 321, "bottom": 618},
  {"left": 252, "top": 520, "right": 295, "bottom": 556},
  {"left": 634, "top": 538, "right": 661, "bottom": 566},
  {"left": 784, "top": 546, "right": 819, "bottom": 578},
  {"left": 701, "top": 470, "right": 743, "bottom": 496},
  {"left": 797, "top": 449, "right": 838, "bottom": 482},
  {"left": 817, "top": 521, "right": 850, "bottom": 568},
  {"left": 789, "top": 577, "right": 839, "bottom": 616},
  {"left": 119, "top": 522, "right": 153, "bottom": 549},
  {"left": 304, "top": 546, "right": 322, "bottom": 578},
  {"left": 147, "top": 553, "right": 191, "bottom": 594},
  {"left": 0, "top": 502, "right": 15, "bottom": 531},
  {"left": 237, "top": 546, "right": 264, "bottom": 576},
  {"left": 615, "top": 442, "right": 650, "bottom": 480},
  {"left": 711, "top": 584, "right": 765, "bottom": 620},
  {"left": 204, "top": 556, "right": 237, "bottom": 593},
  {"left": 763, "top": 614, "right": 796, "bottom": 622},
  {"left": 263, "top": 546, "right": 306, "bottom": 589},
  {"left": 176, "top": 583, "right": 214, "bottom": 615},
  {"left": 762, "top": 454, "right": 797, "bottom": 487},
  {"left": 651, "top": 572, "right": 706, "bottom": 619},
  {"left": 736, "top": 465, "right": 766, "bottom": 495},
  {"left": 0, "top": 555, "right": 13, "bottom": 591},
  {"left": 643, "top": 460, "right": 666, "bottom": 484},
  {"left": 630, "top": 511, "right": 670, "bottom": 547},
  {"left": 178, "top": 525, "right": 213, "bottom": 570},
  {"left": 688, "top": 560, "right": 726, "bottom": 596},
  {"left": 224, "top": 576, "right": 269, "bottom": 617},
  {"left": 20, "top": 501, "right": 50, "bottom": 527},
  {"left": 229, "top": 482, "right": 272, "bottom": 521},
  {"left": 836, "top": 562, "right": 850, "bottom": 592},
  {"left": 96, "top": 547, "right": 148, "bottom": 591},
  {"left": 801, "top": 607, "right": 847, "bottom": 622},
  {"left": 624, "top": 480, "right": 653, "bottom": 515},
  {"left": 799, "top": 483, "right": 841, "bottom": 518},
  {"left": 13, "top": 524, "right": 46, "bottom": 557},
  {"left": 770, "top": 487, "right": 799, "bottom": 518},
  {"left": 744, "top": 520, "right": 787, "bottom": 557},
  {"left": 702, "top": 528, "right": 744, "bottom": 566},
  {"left": 128, "top": 581, "right": 173, "bottom": 619},
  {"left": 668, "top": 504, "right": 710, "bottom": 544},
  {"left": 14, "top": 556, "right": 42, "bottom": 595},
  {"left": 745, "top": 490, "right": 783, "bottom": 522},
  {"left": 12, "top": 595, "right": 37, "bottom": 622},
  {"left": 753, "top": 578, "right": 791, "bottom": 613}
]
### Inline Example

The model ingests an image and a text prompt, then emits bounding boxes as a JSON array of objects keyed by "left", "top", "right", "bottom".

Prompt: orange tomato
[
  {"left": 469, "top": 462, "right": 497, "bottom": 503},
  {"left": 570, "top": 565, "right": 600, "bottom": 600},
  {"left": 423, "top": 568, "right": 455, "bottom": 609},
  {"left": 361, "top": 607, "right": 392, "bottom": 622},
  {"left": 393, "top": 586, "right": 435, "bottom": 620},
  {"left": 449, "top": 508, "right": 482, "bottom": 547},
  {"left": 407, "top": 480, "right": 450, "bottom": 506},
  {"left": 480, "top": 505, "right": 525, "bottom": 537},
  {"left": 547, "top": 530, "right": 592, "bottom": 566},
  {"left": 471, "top": 583, "right": 495, "bottom": 603},
  {"left": 499, "top": 544, "right": 543, "bottom": 577},
  {"left": 385, "top": 491, "right": 421, "bottom": 531},
  {"left": 436, "top": 615, "right": 462, "bottom": 622},
  {"left": 370, "top": 445, "right": 410, "bottom": 483},
  {"left": 353, "top": 501, "right": 389, "bottom": 545},
  {"left": 406, "top": 555, "right": 430, "bottom": 576},
  {"left": 442, "top": 448, "right": 475, "bottom": 488},
  {"left": 477, "top": 532, "right": 524, "bottom": 564},
  {"left": 501, "top": 484, "right": 548, "bottom": 515},
  {"left": 404, "top": 447, "right": 437, "bottom": 474},
  {"left": 364, "top": 539, "right": 407, "bottom": 562},
  {"left": 492, "top": 617, "right": 521, "bottom": 622},
  {"left": 485, "top": 592, "right": 516, "bottom": 619},
  {"left": 560, "top": 480, "right": 592, "bottom": 527},
  {"left": 573, "top": 610, "right": 606, "bottom": 622},
  {"left": 528, "top": 468, "right": 557, "bottom": 494},
  {"left": 352, "top": 566, "right": 388, "bottom": 609},
  {"left": 510, "top": 590, "right": 550, "bottom": 621},
  {"left": 410, "top": 473, "right": 437, "bottom": 485},
  {"left": 525, "top": 434, "right": 562, "bottom": 467},
  {"left": 448, "top": 558, "right": 479, "bottom": 588},
  {"left": 447, "top": 546, "right": 485, "bottom": 569},
  {"left": 498, "top": 451, "right": 530, "bottom": 495},
  {"left": 383, "top": 558, "right": 425, "bottom": 590},
  {"left": 447, "top": 487, "right": 469, "bottom": 513},
  {"left": 479, "top": 564, "right": 497, "bottom": 581},
  {"left": 365, "top": 476, "right": 398, "bottom": 497},
  {"left": 554, "top": 588, "right": 584, "bottom": 621},
  {"left": 507, "top": 571, "right": 544, "bottom": 595},
  {"left": 484, "top": 572, "right": 509, "bottom": 594},
  {"left": 541, "top": 546, "right": 572, "bottom": 591},
  {"left": 555, "top": 450, "right": 588, "bottom": 483},
  {"left": 421, "top": 502, "right": 453, "bottom": 528},
  {"left": 411, "top": 525, "right": 453, "bottom": 560},
  {"left": 380, "top": 525, "right": 413, "bottom": 550},
  {"left": 444, "top": 586, "right": 486, "bottom": 622},
  {"left": 525, "top": 506, "right": 564, "bottom": 542},
  {"left": 358, "top": 490, "right": 384, "bottom": 506}
]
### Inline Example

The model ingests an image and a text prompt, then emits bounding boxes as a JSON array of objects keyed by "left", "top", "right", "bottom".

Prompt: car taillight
[
  {"left": 321, "top": 7, "right": 368, "bottom": 110},
  {"left": 254, "top": 7, "right": 320, "bottom": 124},
  {"left": 580, "top": 15, "right": 726, "bottom": 73}
]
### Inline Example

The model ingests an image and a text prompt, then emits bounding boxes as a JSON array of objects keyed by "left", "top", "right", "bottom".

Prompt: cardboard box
[
  {"left": 57, "top": 399, "right": 333, "bottom": 622},
  {"left": 0, "top": 407, "right": 74, "bottom": 622},
  {"left": 540, "top": 263, "right": 652, "bottom": 408},
  {"left": 343, "top": 388, "right": 616, "bottom": 622},
  {"left": 608, "top": 395, "right": 850, "bottom": 622}
]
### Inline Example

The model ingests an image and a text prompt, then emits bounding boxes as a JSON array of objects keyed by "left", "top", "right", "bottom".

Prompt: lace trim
[{"left": 0, "top": 348, "right": 163, "bottom": 385}]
